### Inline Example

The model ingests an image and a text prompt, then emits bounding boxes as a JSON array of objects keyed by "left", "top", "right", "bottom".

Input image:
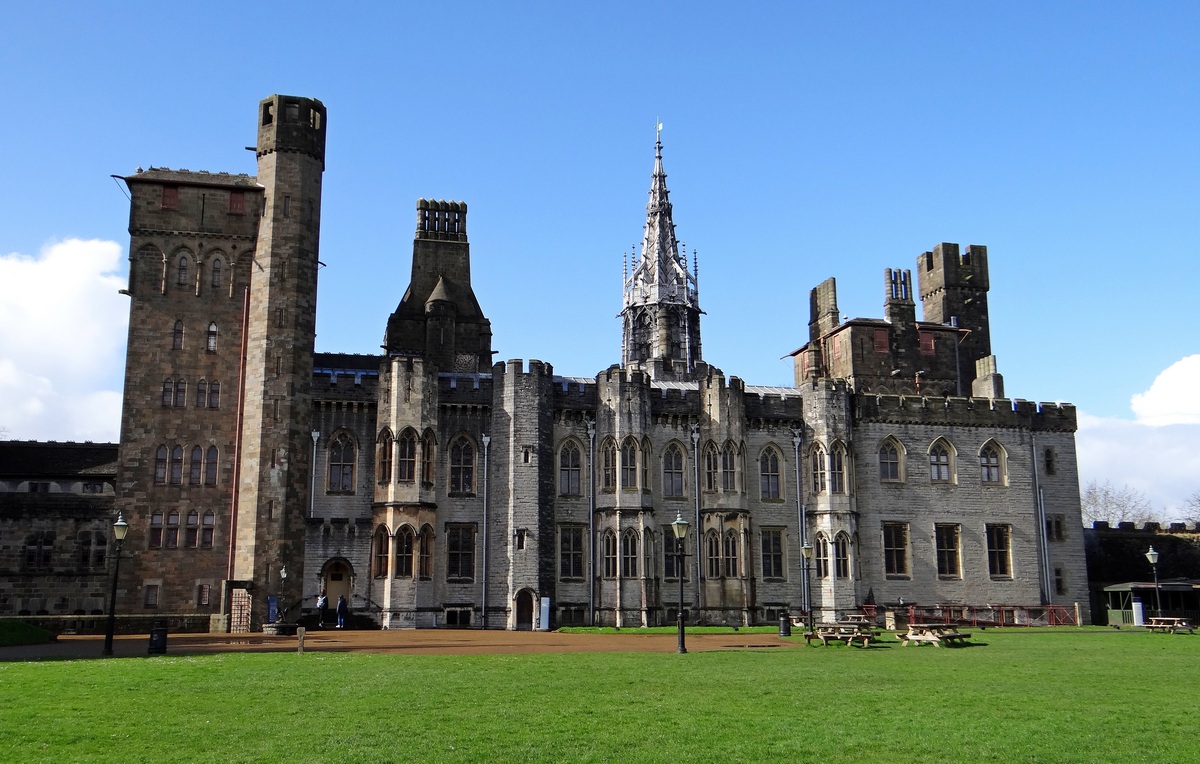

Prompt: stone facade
[
  {"left": 0, "top": 442, "right": 116, "bottom": 624},
  {"left": 16, "top": 93, "right": 1092, "bottom": 631}
]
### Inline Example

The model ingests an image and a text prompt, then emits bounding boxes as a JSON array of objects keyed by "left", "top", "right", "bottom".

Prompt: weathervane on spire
[{"left": 656, "top": 118, "right": 663, "bottom": 143}]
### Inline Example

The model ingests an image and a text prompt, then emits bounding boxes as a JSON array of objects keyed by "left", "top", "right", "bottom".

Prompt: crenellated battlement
[
  {"left": 599, "top": 364, "right": 653, "bottom": 387},
  {"left": 489, "top": 358, "right": 556, "bottom": 379},
  {"left": 436, "top": 371, "right": 494, "bottom": 405},
  {"left": 856, "top": 393, "right": 1077, "bottom": 431},
  {"left": 742, "top": 387, "right": 805, "bottom": 420}
]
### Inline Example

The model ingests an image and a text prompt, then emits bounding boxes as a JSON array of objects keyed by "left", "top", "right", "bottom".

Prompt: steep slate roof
[{"left": 0, "top": 441, "right": 118, "bottom": 480}]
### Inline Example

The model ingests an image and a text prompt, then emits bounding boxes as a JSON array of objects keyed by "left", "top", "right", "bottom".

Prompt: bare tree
[
  {"left": 1181, "top": 489, "right": 1200, "bottom": 525},
  {"left": 1080, "top": 480, "right": 1158, "bottom": 526}
]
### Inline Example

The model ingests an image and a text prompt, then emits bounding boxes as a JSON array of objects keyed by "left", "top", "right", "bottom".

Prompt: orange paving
[{"left": 1, "top": 628, "right": 799, "bottom": 661}]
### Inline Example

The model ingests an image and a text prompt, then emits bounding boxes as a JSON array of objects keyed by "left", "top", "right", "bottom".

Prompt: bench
[
  {"left": 900, "top": 626, "right": 972, "bottom": 647},
  {"left": 805, "top": 626, "right": 876, "bottom": 647},
  {"left": 1146, "top": 618, "right": 1194, "bottom": 634}
]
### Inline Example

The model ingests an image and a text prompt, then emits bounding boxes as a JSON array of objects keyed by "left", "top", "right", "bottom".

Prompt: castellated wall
[
  {"left": 485, "top": 360, "right": 556, "bottom": 628},
  {"left": 549, "top": 366, "right": 812, "bottom": 627},
  {"left": 849, "top": 393, "right": 1089, "bottom": 622},
  {"left": 307, "top": 365, "right": 378, "bottom": 619}
]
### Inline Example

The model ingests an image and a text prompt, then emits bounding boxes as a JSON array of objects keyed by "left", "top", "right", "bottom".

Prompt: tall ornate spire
[{"left": 621, "top": 130, "right": 703, "bottom": 380}]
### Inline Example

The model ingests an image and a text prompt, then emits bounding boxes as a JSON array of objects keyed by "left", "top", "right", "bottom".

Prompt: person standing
[
  {"left": 336, "top": 594, "right": 349, "bottom": 629},
  {"left": 316, "top": 592, "right": 328, "bottom": 627}
]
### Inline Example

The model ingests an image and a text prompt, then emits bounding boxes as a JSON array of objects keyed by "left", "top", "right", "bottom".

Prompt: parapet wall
[{"left": 855, "top": 393, "right": 1077, "bottom": 432}]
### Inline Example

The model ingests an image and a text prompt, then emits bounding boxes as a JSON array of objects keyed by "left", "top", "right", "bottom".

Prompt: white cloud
[
  {"left": 0, "top": 239, "right": 127, "bottom": 442},
  {"left": 1131, "top": 354, "right": 1200, "bottom": 426},
  {"left": 1077, "top": 354, "right": 1200, "bottom": 520}
]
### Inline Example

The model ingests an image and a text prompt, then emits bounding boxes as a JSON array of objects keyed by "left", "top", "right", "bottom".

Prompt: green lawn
[{"left": 1, "top": 629, "right": 1195, "bottom": 763}]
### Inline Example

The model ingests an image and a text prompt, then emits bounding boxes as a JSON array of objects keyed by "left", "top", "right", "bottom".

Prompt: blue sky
[{"left": 2, "top": 2, "right": 1198, "bottom": 514}]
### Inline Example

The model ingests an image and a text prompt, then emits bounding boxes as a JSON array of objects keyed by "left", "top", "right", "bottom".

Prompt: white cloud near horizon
[
  {"left": 1130, "top": 355, "right": 1200, "bottom": 426},
  {"left": 1076, "top": 354, "right": 1200, "bottom": 520},
  {"left": 0, "top": 239, "right": 127, "bottom": 442}
]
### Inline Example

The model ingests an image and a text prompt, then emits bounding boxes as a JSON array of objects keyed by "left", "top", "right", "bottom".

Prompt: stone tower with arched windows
[
  {"left": 114, "top": 95, "right": 326, "bottom": 631},
  {"left": 231, "top": 95, "right": 327, "bottom": 629}
]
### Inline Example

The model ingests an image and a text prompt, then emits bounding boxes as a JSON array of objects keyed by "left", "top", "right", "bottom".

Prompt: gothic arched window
[
  {"left": 602, "top": 530, "right": 618, "bottom": 578},
  {"left": 377, "top": 431, "right": 394, "bottom": 483},
  {"left": 810, "top": 445, "right": 827, "bottom": 494},
  {"left": 815, "top": 534, "right": 830, "bottom": 578},
  {"left": 705, "top": 530, "right": 721, "bottom": 578},
  {"left": 201, "top": 511, "right": 215, "bottom": 547},
  {"left": 834, "top": 533, "right": 850, "bottom": 579},
  {"left": 879, "top": 439, "right": 902, "bottom": 482},
  {"left": 830, "top": 444, "right": 847, "bottom": 494},
  {"left": 373, "top": 527, "right": 390, "bottom": 578},
  {"left": 328, "top": 433, "right": 356, "bottom": 494},
  {"left": 205, "top": 446, "right": 218, "bottom": 485},
  {"left": 397, "top": 430, "right": 417, "bottom": 483},
  {"left": 601, "top": 439, "right": 617, "bottom": 490},
  {"left": 169, "top": 446, "right": 184, "bottom": 485},
  {"left": 721, "top": 442, "right": 738, "bottom": 491},
  {"left": 723, "top": 530, "right": 739, "bottom": 577},
  {"left": 760, "top": 448, "right": 780, "bottom": 500},
  {"left": 621, "top": 529, "right": 638, "bottom": 577},
  {"left": 663, "top": 444, "right": 684, "bottom": 497},
  {"left": 154, "top": 446, "right": 168, "bottom": 484},
  {"left": 620, "top": 438, "right": 638, "bottom": 489},
  {"left": 930, "top": 440, "right": 954, "bottom": 483},
  {"left": 980, "top": 442, "right": 1004, "bottom": 485},
  {"left": 703, "top": 443, "right": 719, "bottom": 491},
  {"left": 189, "top": 446, "right": 203, "bottom": 485},
  {"left": 396, "top": 526, "right": 415, "bottom": 578},
  {"left": 560, "top": 442, "right": 582, "bottom": 496},
  {"left": 449, "top": 437, "right": 474, "bottom": 494}
]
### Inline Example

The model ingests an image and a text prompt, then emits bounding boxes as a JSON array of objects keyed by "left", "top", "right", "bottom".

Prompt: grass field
[{"left": 1, "top": 629, "right": 1196, "bottom": 763}]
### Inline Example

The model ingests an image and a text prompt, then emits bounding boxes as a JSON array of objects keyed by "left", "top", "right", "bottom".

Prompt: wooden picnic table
[
  {"left": 1146, "top": 617, "right": 1194, "bottom": 634},
  {"left": 899, "top": 623, "right": 972, "bottom": 647},
  {"left": 838, "top": 614, "right": 873, "bottom": 625},
  {"left": 804, "top": 623, "right": 877, "bottom": 647}
]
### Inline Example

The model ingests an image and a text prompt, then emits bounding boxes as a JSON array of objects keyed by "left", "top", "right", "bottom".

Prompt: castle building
[
  {"left": 97, "top": 94, "right": 1090, "bottom": 631},
  {"left": 0, "top": 442, "right": 117, "bottom": 624}
]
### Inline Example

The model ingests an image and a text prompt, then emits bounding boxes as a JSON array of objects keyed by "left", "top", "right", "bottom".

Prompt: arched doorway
[
  {"left": 321, "top": 559, "right": 354, "bottom": 611},
  {"left": 515, "top": 590, "right": 534, "bottom": 631}
]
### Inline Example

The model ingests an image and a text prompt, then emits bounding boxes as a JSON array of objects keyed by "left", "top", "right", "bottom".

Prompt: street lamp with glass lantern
[
  {"left": 670, "top": 512, "right": 690, "bottom": 654},
  {"left": 800, "top": 541, "right": 814, "bottom": 635},
  {"left": 1145, "top": 546, "right": 1162, "bottom": 618},
  {"left": 102, "top": 513, "right": 130, "bottom": 657}
]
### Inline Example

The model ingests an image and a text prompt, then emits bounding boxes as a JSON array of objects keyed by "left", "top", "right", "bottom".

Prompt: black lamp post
[
  {"left": 801, "top": 541, "right": 814, "bottom": 634},
  {"left": 279, "top": 565, "right": 288, "bottom": 623},
  {"left": 102, "top": 513, "right": 130, "bottom": 657},
  {"left": 670, "top": 512, "right": 690, "bottom": 654},
  {"left": 1145, "top": 546, "right": 1162, "bottom": 618}
]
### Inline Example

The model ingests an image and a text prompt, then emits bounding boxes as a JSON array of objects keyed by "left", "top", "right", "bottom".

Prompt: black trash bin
[
  {"left": 779, "top": 614, "right": 792, "bottom": 637},
  {"left": 148, "top": 618, "right": 168, "bottom": 655}
]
